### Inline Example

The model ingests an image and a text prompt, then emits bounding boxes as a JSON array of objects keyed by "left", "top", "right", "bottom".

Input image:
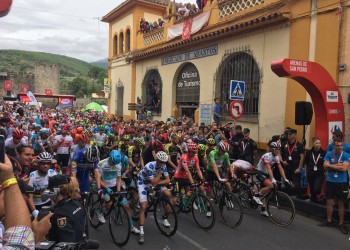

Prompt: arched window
[
  {"left": 219, "top": 52, "right": 260, "bottom": 117},
  {"left": 142, "top": 69, "right": 162, "bottom": 114},
  {"left": 119, "top": 32, "right": 124, "bottom": 54},
  {"left": 113, "top": 35, "right": 118, "bottom": 56},
  {"left": 126, "top": 29, "right": 131, "bottom": 52}
]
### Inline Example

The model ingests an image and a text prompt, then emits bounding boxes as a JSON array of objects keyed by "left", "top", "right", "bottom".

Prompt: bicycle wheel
[
  {"left": 154, "top": 198, "right": 178, "bottom": 236},
  {"left": 191, "top": 194, "right": 215, "bottom": 231},
  {"left": 109, "top": 203, "right": 131, "bottom": 247},
  {"left": 238, "top": 182, "right": 255, "bottom": 212},
  {"left": 219, "top": 193, "right": 243, "bottom": 228},
  {"left": 266, "top": 191, "right": 295, "bottom": 227},
  {"left": 128, "top": 188, "right": 140, "bottom": 221},
  {"left": 88, "top": 200, "right": 102, "bottom": 228}
]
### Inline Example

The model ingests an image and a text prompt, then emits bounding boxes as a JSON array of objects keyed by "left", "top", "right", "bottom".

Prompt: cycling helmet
[
  {"left": 13, "top": 128, "right": 24, "bottom": 139},
  {"left": 270, "top": 141, "right": 280, "bottom": 149},
  {"left": 109, "top": 150, "right": 122, "bottom": 164},
  {"left": 134, "top": 137, "right": 145, "bottom": 146},
  {"left": 37, "top": 152, "right": 53, "bottom": 162},
  {"left": 198, "top": 144, "right": 207, "bottom": 151},
  {"left": 218, "top": 141, "right": 230, "bottom": 152},
  {"left": 78, "top": 133, "right": 88, "bottom": 143},
  {"left": 86, "top": 145, "right": 99, "bottom": 162},
  {"left": 98, "top": 125, "right": 105, "bottom": 131},
  {"left": 123, "top": 134, "right": 130, "bottom": 141},
  {"left": 40, "top": 128, "right": 50, "bottom": 135},
  {"left": 207, "top": 138, "right": 216, "bottom": 145},
  {"left": 70, "top": 129, "right": 77, "bottom": 138},
  {"left": 76, "top": 127, "right": 84, "bottom": 134},
  {"left": 156, "top": 135, "right": 165, "bottom": 144},
  {"left": 170, "top": 133, "right": 181, "bottom": 139},
  {"left": 34, "top": 124, "right": 42, "bottom": 130},
  {"left": 156, "top": 151, "right": 168, "bottom": 163},
  {"left": 187, "top": 142, "right": 198, "bottom": 152}
]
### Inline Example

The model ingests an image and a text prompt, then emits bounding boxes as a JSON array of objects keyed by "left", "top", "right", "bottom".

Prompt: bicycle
[
  {"left": 88, "top": 190, "right": 131, "bottom": 247},
  {"left": 209, "top": 179, "right": 243, "bottom": 228},
  {"left": 35, "top": 239, "right": 100, "bottom": 250},
  {"left": 174, "top": 181, "right": 215, "bottom": 231},
  {"left": 234, "top": 170, "right": 296, "bottom": 227},
  {"left": 144, "top": 185, "right": 178, "bottom": 236}
]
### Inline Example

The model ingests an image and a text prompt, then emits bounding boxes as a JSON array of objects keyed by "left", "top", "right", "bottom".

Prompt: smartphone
[{"left": 0, "top": 135, "right": 5, "bottom": 163}]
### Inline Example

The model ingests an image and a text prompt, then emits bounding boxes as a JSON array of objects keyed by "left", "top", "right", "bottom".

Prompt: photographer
[
  {"left": 206, "top": 125, "right": 226, "bottom": 146},
  {"left": 48, "top": 175, "right": 86, "bottom": 243}
]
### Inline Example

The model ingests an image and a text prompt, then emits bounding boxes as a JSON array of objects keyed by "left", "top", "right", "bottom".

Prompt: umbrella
[{"left": 84, "top": 102, "right": 104, "bottom": 112}]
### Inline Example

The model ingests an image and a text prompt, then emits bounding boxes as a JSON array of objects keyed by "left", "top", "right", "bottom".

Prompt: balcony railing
[
  {"left": 218, "top": 0, "right": 265, "bottom": 18},
  {"left": 143, "top": 27, "right": 164, "bottom": 46}
]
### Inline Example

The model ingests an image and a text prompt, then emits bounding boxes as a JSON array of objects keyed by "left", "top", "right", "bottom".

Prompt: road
[{"left": 88, "top": 206, "right": 349, "bottom": 250}]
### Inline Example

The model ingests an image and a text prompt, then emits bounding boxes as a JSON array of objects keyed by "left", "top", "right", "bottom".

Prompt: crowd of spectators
[
  {"left": 175, "top": 3, "right": 200, "bottom": 21},
  {"left": 140, "top": 17, "right": 165, "bottom": 34}
]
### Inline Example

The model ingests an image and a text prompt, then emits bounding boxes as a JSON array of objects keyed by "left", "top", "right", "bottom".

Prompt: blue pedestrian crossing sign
[{"left": 229, "top": 80, "right": 245, "bottom": 101}]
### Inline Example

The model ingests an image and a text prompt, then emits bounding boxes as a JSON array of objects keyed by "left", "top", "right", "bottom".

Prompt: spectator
[
  {"left": 238, "top": 128, "right": 257, "bottom": 165},
  {"left": 319, "top": 139, "right": 349, "bottom": 234},
  {"left": 213, "top": 97, "right": 222, "bottom": 125},
  {"left": 304, "top": 137, "right": 326, "bottom": 203}
]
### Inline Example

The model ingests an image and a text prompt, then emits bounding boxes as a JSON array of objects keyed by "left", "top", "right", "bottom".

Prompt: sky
[{"left": 0, "top": 0, "right": 196, "bottom": 62}]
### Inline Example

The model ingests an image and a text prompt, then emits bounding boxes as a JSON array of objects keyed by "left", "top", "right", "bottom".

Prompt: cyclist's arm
[
  {"left": 184, "top": 165, "right": 194, "bottom": 184},
  {"left": 194, "top": 160, "right": 204, "bottom": 181},
  {"left": 150, "top": 172, "right": 162, "bottom": 186},
  {"left": 211, "top": 161, "right": 221, "bottom": 180},
  {"left": 167, "top": 156, "right": 177, "bottom": 170},
  {"left": 157, "top": 174, "right": 170, "bottom": 186},
  {"left": 277, "top": 163, "right": 288, "bottom": 180},
  {"left": 265, "top": 163, "right": 274, "bottom": 180}
]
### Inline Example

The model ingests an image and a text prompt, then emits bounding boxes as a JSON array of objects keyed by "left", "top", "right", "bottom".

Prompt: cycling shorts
[{"left": 137, "top": 183, "right": 167, "bottom": 203}]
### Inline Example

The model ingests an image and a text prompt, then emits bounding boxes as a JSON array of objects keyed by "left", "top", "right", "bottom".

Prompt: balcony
[
  {"left": 218, "top": 0, "right": 265, "bottom": 18},
  {"left": 143, "top": 27, "right": 165, "bottom": 46}
]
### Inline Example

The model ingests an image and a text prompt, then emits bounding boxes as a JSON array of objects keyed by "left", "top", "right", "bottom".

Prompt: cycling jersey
[
  {"left": 94, "top": 133, "right": 106, "bottom": 147},
  {"left": 198, "top": 152, "right": 207, "bottom": 169},
  {"left": 128, "top": 146, "right": 143, "bottom": 165},
  {"left": 71, "top": 151, "right": 98, "bottom": 193},
  {"left": 118, "top": 141, "right": 129, "bottom": 155},
  {"left": 232, "top": 159, "right": 252, "bottom": 171},
  {"left": 97, "top": 158, "right": 122, "bottom": 188},
  {"left": 28, "top": 169, "right": 57, "bottom": 205},
  {"left": 137, "top": 161, "right": 169, "bottom": 202},
  {"left": 54, "top": 134, "right": 73, "bottom": 154},
  {"left": 207, "top": 149, "right": 230, "bottom": 173},
  {"left": 164, "top": 143, "right": 182, "bottom": 166},
  {"left": 174, "top": 154, "right": 200, "bottom": 179},
  {"left": 256, "top": 152, "right": 281, "bottom": 175},
  {"left": 5, "top": 136, "right": 29, "bottom": 148}
]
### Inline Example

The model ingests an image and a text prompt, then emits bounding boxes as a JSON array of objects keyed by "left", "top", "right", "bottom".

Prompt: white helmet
[{"left": 156, "top": 151, "right": 168, "bottom": 163}]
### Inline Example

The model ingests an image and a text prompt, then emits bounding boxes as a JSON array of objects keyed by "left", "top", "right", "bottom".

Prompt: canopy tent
[
  {"left": 101, "top": 105, "right": 108, "bottom": 112},
  {"left": 82, "top": 102, "right": 104, "bottom": 112}
]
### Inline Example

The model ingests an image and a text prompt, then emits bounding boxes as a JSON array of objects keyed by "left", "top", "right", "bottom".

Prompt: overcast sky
[{"left": 0, "top": 0, "right": 196, "bottom": 62}]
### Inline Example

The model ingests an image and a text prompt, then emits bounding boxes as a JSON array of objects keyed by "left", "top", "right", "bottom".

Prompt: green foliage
[{"left": 67, "top": 77, "right": 103, "bottom": 98}]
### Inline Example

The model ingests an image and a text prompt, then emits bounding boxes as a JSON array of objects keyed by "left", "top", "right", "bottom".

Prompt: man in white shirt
[{"left": 53, "top": 124, "right": 73, "bottom": 174}]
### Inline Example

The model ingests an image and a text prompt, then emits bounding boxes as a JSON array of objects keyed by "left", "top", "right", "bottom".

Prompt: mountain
[
  {"left": 0, "top": 50, "right": 102, "bottom": 77},
  {"left": 90, "top": 58, "right": 108, "bottom": 70}
]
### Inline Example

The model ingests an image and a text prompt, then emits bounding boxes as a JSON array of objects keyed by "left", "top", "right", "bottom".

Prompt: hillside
[
  {"left": 90, "top": 58, "right": 108, "bottom": 70},
  {"left": 0, "top": 50, "right": 95, "bottom": 77}
]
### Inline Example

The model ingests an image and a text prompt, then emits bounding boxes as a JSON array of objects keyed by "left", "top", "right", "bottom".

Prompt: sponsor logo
[
  {"left": 326, "top": 91, "right": 338, "bottom": 102},
  {"left": 61, "top": 99, "right": 71, "bottom": 105}
]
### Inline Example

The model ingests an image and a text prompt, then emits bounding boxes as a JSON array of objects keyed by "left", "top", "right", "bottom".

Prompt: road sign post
[{"left": 229, "top": 101, "right": 244, "bottom": 119}]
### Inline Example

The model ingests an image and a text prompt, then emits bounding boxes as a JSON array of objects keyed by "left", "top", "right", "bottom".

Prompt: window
[
  {"left": 142, "top": 69, "right": 162, "bottom": 113},
  {"left": 126, "top": 29, "right": 131, "bottom": 52},
  {"left": 219, "top": 52, "right": 260, "bottom": 118},
  {"left": 113, "top": 35, "right": 118, "bottom": 56},
  {"left": 119, "top": 32, "right": 124, "bottom": 54}
]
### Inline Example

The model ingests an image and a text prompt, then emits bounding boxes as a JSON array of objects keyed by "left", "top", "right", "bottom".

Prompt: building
[{"left": 102, "top": 0, "right": 350, "bottom": 147}]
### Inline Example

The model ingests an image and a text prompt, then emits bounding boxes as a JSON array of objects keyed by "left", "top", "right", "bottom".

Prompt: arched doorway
[
  {"left": 215, "top": 51, "right": 260, "bottom": 118},
  {"left": 141, "top": 69, "right": 162, "bottom": 113}
]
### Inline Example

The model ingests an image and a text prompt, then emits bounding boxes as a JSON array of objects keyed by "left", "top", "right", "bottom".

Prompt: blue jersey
[
  {"left": 71, "top": 151, "right": 98, "bottom": 192},
  {"left": 324, "top": 151, "right": 350, "bottom": 183}
]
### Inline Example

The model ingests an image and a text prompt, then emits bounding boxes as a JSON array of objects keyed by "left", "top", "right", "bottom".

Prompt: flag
[
  {"left": 45, "top": 89, "right": 53, "bottom": 95},
  {"left": 26, "top": 91, "right": 40, "bottom": 111},
  {"left": 3, "top": 80, "right": 12, "bottom": 91},
  {"left": 182, "top": 18, "right": 193, "bottom": 40}
]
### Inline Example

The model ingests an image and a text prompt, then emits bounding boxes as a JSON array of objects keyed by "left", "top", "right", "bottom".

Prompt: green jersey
[{"left": 207, "top": 149, "right": 230, "bottom": 172}]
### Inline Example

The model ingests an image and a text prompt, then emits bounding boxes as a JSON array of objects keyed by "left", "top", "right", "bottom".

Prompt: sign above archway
[{"left": 271, "top": 59, "right": 345, "bottom": 144}]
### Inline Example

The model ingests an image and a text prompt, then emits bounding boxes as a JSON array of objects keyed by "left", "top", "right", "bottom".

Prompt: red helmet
[
  {"left": 187, "top": 142, "right": 198, "bottom": 152},
  {"left": 13, "top": 128, "right": 24, "bottom": 139},
  {"left": 219, "top": 141, "right": 230, "bottom": 152},
  {"left": 79, "top": 133, "right": 88, "bottom": 142},
  {"left": 70, "top": 129, "right": 77, "bottom": 138},
  {"left": 76, "top": 127, "right": 84, "bottom": 133}
]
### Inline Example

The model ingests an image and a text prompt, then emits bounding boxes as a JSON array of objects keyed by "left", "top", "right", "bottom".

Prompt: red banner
[
  {"left": 19, "top": 94, "right": 31, "bottom": 102},
  {"left": 21, "top": 84, "right": 29, "bottom": 93},
  {"left": 45, "top": 89, "right": 53, "bottom": 95},
  {"left": 3, "top": 80, "right": 12, "bottom": 91},
  {"left": 182, "top": 18, "right": 193, "bottom": 40}
]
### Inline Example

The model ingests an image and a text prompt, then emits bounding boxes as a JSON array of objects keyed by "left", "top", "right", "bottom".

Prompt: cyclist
[
  {"left": 28, "top": 152, "right": 57, "bottom": 214},
  {"left": 5, "top": 128, "right": 28, "bottom": 157},
  {"left": 96, "top": 150, "right": 140, "bottom": 234},
  {"left": 71, "top": 145, "right": 100, "bottom": 194},
  {"left": 128, "top": 137, "right": 145, "bottom": 172},
  {"left": 118, "top": 134, "right": 130, "bottom": 155},
  {"left": 197, "top": 144, "right": 208, "bottom": 171},
  {"left": 206, "top": 141, "right": 234, "bottom": 217},
  {"left": 174, "top": 142, "right": 206, "bottom": 195},
  {"left": 255, "top": 142, "right": 290, "bottom": 217},
  {"left": 206, "top": 138, "right": 216, "bottom": 156},
  {"left": 94, "top": 125, "right": 107, "bottom": 157},
  {"left": 164, "top": 133, "right": 182, "bottom": 173},
  {"left": 137, "top": 151, "right": 173, "bottom": 244},
  {"left": 142, "top": 134, "right": 165, "bottom": 165}
]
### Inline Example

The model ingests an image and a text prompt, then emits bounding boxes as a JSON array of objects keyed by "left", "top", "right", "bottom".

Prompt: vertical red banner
[
  {"left": 182, "top": 18, "right": 193, "bottom": 40},
  {"left": 3, "top": 80, "right": 12, "bottom": 91}
]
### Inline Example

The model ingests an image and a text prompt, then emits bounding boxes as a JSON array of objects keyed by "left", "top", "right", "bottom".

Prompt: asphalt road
[{"left": 88, "top": 205, "right": 350, "bottom": 250}]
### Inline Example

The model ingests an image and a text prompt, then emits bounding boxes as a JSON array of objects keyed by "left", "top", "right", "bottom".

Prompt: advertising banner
[{"left": 57, "top": 97, "right": 73, "bottom": 109}]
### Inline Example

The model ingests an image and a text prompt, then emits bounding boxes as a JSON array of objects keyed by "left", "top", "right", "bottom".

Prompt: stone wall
[{"left": 0, "top": 72, "right": 35, "bottom": 97}]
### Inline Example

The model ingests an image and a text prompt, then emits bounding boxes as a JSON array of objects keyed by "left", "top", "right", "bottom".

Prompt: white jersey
[
  {"left": 28, "top": 169, "right": 57, "bottom": 205},
  {"left": 94, "top": 133, "right": 106, "bottom": 146},
  {"left": 54, "top": 134, "right": 73, "bottom": 154},
  {"left": 256, "top": 152, "right": 281, "bottom": 175},
  {"left": 231, "top": 159, "right": 252, "bottom": 170},
  {"left": 97, "top": 159, "right": 122, "bottom": 188},
  {"left": 5, "top": 136, "right": 29, "bottom": 148}
]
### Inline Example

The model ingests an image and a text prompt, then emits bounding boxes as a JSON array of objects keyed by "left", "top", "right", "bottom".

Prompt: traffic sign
[
  {"left": 229, "top": 101, "right": 244, "bottom": 119},
  {"left": 229, "top": 80, "right": 245, "bottom": 100}
]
